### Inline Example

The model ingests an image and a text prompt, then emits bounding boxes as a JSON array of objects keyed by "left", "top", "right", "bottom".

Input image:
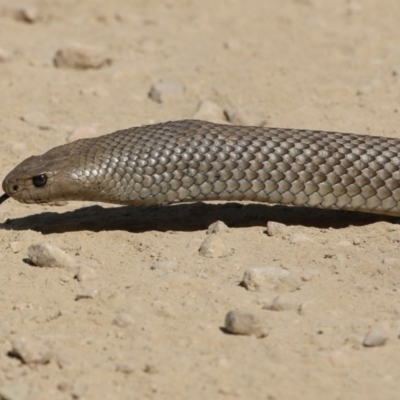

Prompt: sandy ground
[{"left": 1, "top": 0, "right": 400, "bottom": 399}]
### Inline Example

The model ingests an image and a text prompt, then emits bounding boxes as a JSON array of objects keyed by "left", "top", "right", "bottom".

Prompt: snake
[{"left": 1, "top": 119, "right": 400, "bottom": 217}]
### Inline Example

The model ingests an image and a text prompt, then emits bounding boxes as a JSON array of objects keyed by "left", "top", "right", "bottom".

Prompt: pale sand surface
[{"left": 1, "top": 1, "right": 400, "bottom": 399}]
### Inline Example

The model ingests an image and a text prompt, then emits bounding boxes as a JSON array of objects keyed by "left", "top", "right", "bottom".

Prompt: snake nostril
[{"left": 12, "top": 184, "right": 18, "bottom": 192}]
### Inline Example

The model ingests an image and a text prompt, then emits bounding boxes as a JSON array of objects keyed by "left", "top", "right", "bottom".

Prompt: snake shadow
[{"left": 1, "top": 202, "right": 397, "bottom": 234}]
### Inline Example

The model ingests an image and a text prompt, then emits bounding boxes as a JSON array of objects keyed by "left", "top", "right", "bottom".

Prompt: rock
[
  {"left": 11, "top": 336, "right": 51, "bottom": 364},
  {"left": 266, "top": 221, "right": 288, "bottom": 237},
  {"left": 297, "top": 299, "right": 318, "bottom": 315},
  {"left": 116, "top": 363, "right": 135, "bottom": 374},
  {"left": 242, "top": 266, "right": 301, "bottom": 292},
  {"left": 16, "top": 5, "right": 39, "bottom": 23},
  {"left": 112, "top": 312, "right": 135, "bottom": 327},
  {"left": 222, "top": 39, "right": 244, "bottom": 52},
  {"left": 363, "top": 323, "right": 389, "bottom": 347},
  {"left": 150, "top": 260, "right": 178, "bottom": 271},
  {"left": 75, "top": 264, "right": 97, "bottom": 282},
  {"left": 198, "top": 234, "right": 231, "bottom": 258},
  {"left": 193, "top": 99, "right": 228, "bottom": 123},
  {"left": 382, "top": 257, "right": 399, "bottom": 266},
  {"left": 143, "top": 364, "right": 159, "bottom": 374},
  {"left": 21, "top": 111, "right": 52, "bottom": 130},
  {"left": 56, "top": 381, "right": 73, "bottom": 393},
  {"left": 10, "top": 242, "right": 21, "bottom": 253},
  {"left": 300, "top": 269, "right": 320, "bottom": 282},
  {"left": 0, "top": 381, "right": 30, "bottom": 400},
  {"left": 148, "top": 78, "right": 186, "bottom": 103},
  {"left": 224, "top": 310, "right": 268, "bottom": 338},
  {"left": 67, "top": 124, "right": 100, "bottom": 142},
  {"left": 53, "top": 44, "right": 112, "bottom": 69},
  {"left": 27, "top": 243, "right": 78, "bottom": 270},
  {"left": 75, "top": 286, "right": 99, "bottom": 300},
  {"left": 1, "top": 4, "right": 40, "bottom": 23},
  {"left": 207, "top": 220, "right": 230, "bottom": 234}
]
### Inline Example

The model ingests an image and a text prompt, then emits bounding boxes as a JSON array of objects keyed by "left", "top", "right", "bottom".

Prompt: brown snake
[{"left": 2, "top": 119, "right": 400, "bottom": 217}]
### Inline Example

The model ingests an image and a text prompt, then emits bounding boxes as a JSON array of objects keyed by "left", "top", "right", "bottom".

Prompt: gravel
[
  {"left": 224, "top": 310, "right": 268, "bottom": 338},
  {"left": 11, "top": 336, "right": 51, "bottom": 364},
  {"left": 242, "top": 266, "right": 301, "bottom": 292},
  {"left": 27, "top": 242, "right": 78, "bottom": 270},
  {"left": 53, "top": 44, "right": 112, "bottom": 69}
]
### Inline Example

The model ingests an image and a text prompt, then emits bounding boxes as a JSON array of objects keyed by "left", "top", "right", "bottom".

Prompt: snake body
[{"left": 2, "top": 119, "right": 400, "bottom": 216}]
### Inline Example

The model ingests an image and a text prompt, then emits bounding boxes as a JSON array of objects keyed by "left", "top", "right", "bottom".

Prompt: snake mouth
[{"left": 0, "top": 193, "right": 10, "bottom": 205}]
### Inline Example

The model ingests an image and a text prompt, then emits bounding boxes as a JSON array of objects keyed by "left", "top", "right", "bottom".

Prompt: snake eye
[{"left": 32, "top": 174, "right": 47, "bottom": 188}]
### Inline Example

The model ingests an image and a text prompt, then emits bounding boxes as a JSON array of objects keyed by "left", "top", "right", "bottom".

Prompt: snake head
[{"left": 2, "top": 143, "right": 85, "bottom": 204}]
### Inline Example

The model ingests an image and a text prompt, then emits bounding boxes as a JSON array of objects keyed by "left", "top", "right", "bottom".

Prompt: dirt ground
[{"left": 1, "top": 0, "right": 400, "bottom": 399}]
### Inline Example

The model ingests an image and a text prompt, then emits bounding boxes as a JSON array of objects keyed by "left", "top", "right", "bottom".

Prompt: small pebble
[
  {"left": 116, "top": 363, "right": 135, "bottom": 374},
  {"left": 1, "top": 4, "right": 40, "bottom": 23},
  {"left": 27, "top": 242, "right": 78, "bottom": 270},
  {"left": 10, "top": 241, "right": 21, "bottom": 253},
  {"left": 300, "top": 269, "right": 320, "bottom": 282},
  {"left": 222, "top": 39, "right": 244, "bottom": 52},
  {"left": 193, "top": 99, "right": 228, "bottom": 124},
  {"left": 143, "top": 364, "right": 159, "bottom": 374},
  {"left": 21, "top": 111, "right": 51, "bottom": 130},
  {"left": 297, "top": 299, "right": 318, "bottom": 315},
  {"left": 53, "top": 44, "right": 112, "bottom": 69},
  {"left": 242, "top": 266, "right": 301, "bottom": 292},
  {"left": 207, "top": 220, "right": 230, "bottom": 234},
  {"left": 288, "top": 233, "right": 313, "bottom": 244},
  {"left": 150, "top": 260, "right": 178, "bottom": 271},
  {"left": 112, "top": 312, "right": 135, "bottom": 327},
  {"left": 148, "top": 78, "right": 185, "bottom": 103},
  {"left": 382, "top": 257, "right": 399, "bottom": 266},
  {"left": 55, "top": 351, "right": 77, "bottom": 370},
  {"left": 17, "top": 5, "right": 39, "bottom": 23},
  {"left": 0, "top": 381, "right": 30, "bottom": 400},
  {"left": 75, "top": 286, "right": 99, "bottom": 300},
  {"left": 266, "top": 221, "right": 288, "bottom": 237},
  {"left": 56, "top": 381, "right": 73, "bottom": 393},
  {"left": 363, "top": 323, "right": 389, "bottom": 347},
  {"left": 75, "top": 264, "right": 97, "bottom": 282},
  {"left": 224, "top": 310, "right": 268, "bottom": 338},
  {"left": 198, "top": 234, "right": 231, "bottom": 258},
  {"left": 11, "top": 336, "right": 51, "bottom": 364},
  {"left": 67, "top": 124, "right": 100, "bottom": 142},
  {"left": 222, "top": 104, "right": 245, "bottom": 125}
]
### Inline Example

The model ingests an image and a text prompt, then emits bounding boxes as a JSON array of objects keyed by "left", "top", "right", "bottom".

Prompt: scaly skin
[{"left": 2, "top": 119, "right": 400, "bottom": 216}]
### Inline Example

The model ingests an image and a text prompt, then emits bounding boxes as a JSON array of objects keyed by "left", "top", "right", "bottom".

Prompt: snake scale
[{"left": 2, "top": 119, "right": 400, "bottom": 217}]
